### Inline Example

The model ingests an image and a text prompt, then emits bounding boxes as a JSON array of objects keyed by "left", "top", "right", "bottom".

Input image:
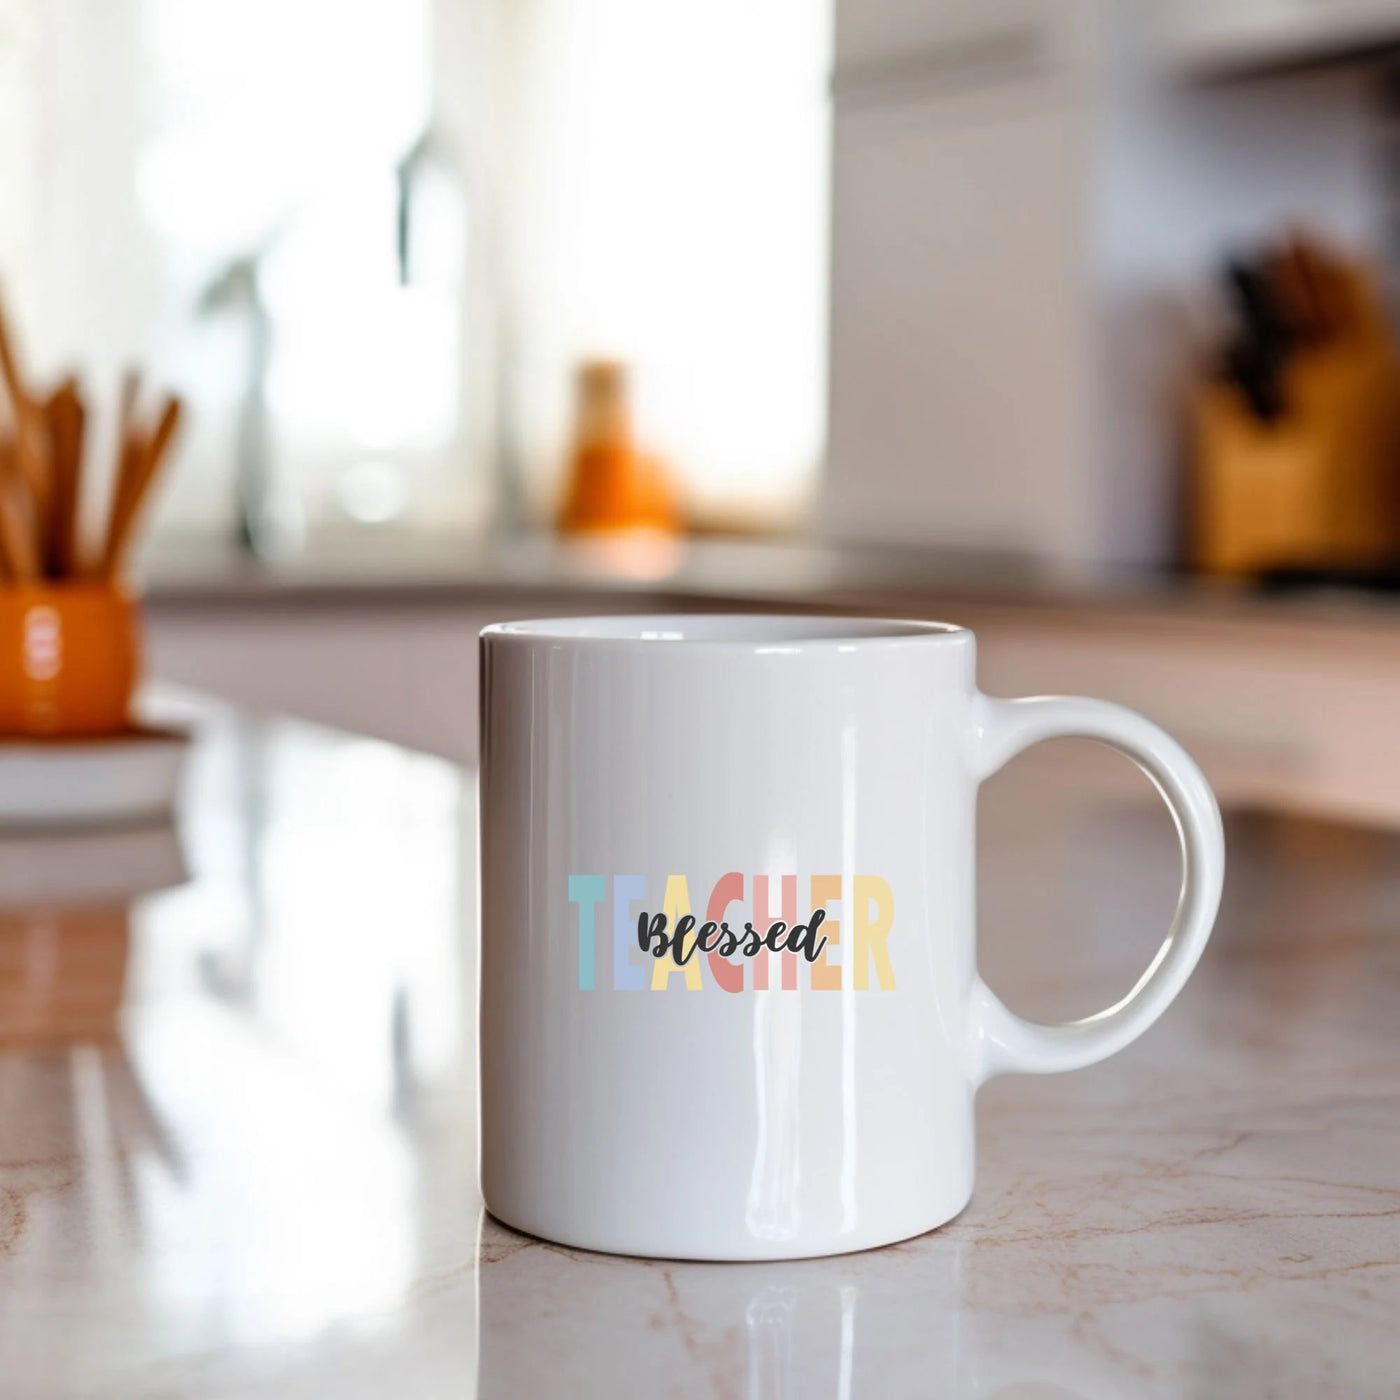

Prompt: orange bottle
[{"left": 556, "top": 361, "right": 679, "bottom": 535}]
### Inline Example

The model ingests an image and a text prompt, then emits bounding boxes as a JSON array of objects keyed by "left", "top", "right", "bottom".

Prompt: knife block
[{"left": 1190, "top": 337, "right": 1400, "bottom": 576}]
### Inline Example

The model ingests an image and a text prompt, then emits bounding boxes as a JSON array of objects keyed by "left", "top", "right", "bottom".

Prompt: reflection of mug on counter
[{"left": 474, "top": 1210, "right": 972, "bottom": 1398}]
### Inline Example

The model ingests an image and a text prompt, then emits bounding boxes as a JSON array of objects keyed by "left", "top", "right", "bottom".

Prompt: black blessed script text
[{"left": 637, "top": 909, "right": 830, "bottom": 966}]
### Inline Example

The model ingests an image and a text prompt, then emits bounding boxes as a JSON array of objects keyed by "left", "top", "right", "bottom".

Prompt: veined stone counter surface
[{"left": 0, "top": 697, "right": 1395, "bottom": 1398}]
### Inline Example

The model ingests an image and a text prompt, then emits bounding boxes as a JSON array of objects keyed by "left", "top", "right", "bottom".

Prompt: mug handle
[{"left": 965, "top": 694, "right": 1225, "bottom": 1084}]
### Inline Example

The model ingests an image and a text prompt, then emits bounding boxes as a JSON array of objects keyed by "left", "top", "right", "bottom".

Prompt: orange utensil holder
[{"left": 0, "top": 584, "right": 139, "bottom": 737}]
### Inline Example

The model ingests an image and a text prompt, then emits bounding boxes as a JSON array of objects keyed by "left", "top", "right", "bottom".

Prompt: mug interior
[{"left": 482, "top": 614, "right": 965, "bottom": 646}]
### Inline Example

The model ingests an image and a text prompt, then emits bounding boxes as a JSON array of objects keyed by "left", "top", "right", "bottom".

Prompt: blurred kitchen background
[{"left": 6, "top": 0, "right": 1400, "bottom": 820}]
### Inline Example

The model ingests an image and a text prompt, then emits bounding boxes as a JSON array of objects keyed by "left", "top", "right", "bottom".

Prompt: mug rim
[{"left": 481, "top": 614, "right": 969, "bottom": 651}]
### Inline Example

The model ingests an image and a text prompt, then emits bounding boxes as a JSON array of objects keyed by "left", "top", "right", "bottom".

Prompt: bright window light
[{"left": 509, "top": 0, "right": 832, "bottom": 524}]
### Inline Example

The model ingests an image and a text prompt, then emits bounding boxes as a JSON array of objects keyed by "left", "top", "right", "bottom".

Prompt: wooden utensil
[
  {"left": 0, "top": 295, "right": 51, "bottom": 556},
  {"left": 99, "top": 373, "right": 142, "bottom": 576},
  {"left": 100, "top": 395, "right": 181, "bottom": 580},
  {"left": 0, "top": 291, "right": 183, "bottom": 587},
  {"left": 0, "top": 437, "right": 40, "bottom": 582},
  {"left": 44, "top": 379, "right": 85, "bottom": 578},
  {"left": 0, "top": 293, "right": 30, "bottom": 421}
]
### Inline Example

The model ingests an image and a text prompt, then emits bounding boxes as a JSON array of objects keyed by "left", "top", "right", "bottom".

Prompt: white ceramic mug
[{"left": 479, "top": 615, "right": 1224, "bottom": 1260}]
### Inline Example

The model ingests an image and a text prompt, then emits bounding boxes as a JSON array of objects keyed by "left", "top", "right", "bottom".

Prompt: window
[{"left": 6, "top": 0, "right": 830, "bottom": 546}]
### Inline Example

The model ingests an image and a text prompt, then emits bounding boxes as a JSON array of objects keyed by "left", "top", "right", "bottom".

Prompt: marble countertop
[{"left": 0, "top": 699, "right": 1396, "bottom": 1397}]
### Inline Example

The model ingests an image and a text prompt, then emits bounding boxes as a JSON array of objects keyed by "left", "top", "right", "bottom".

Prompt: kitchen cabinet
[
  {"left": 2, "top": 691, "right": 1395, "bottom": 1396},
  {"left": 826, "top": 0, "right": 1096, "bottom": 564},
  {"left": 143, "top": 541, "right": 1400, "bottom": 827}
]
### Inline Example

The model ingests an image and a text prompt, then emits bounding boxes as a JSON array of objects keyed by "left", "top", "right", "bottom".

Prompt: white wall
[{"left": 824, "top": 0, "right": 1097, "bottom": 565}]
